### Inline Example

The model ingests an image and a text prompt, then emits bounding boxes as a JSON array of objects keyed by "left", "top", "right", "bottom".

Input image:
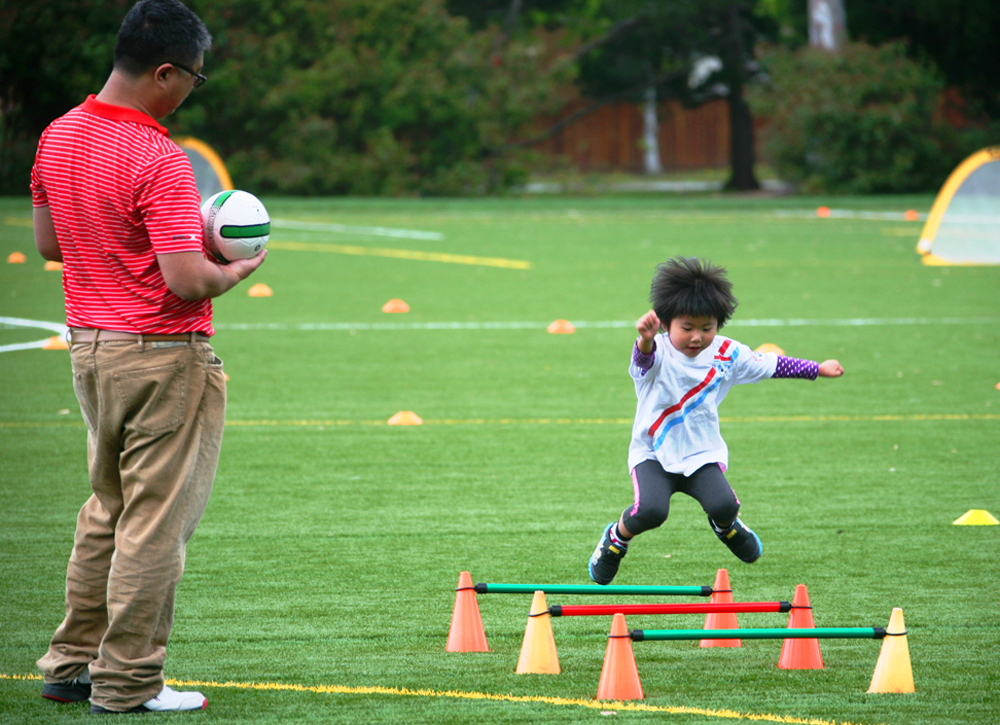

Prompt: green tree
[
  {"left": 570, "top": 0, "right": 775, "bottom": 190},
  {"left": 748, "top": 41, "right": 975, "bottom": 193},
  {"left": 845, "top": 0, "right": 1000, "bottom": 118},
  {"left": 1, "top": 0, "right": 560, "bottom": 195},
  {"left": 0, "top": 0, "right": 130, "bottom": 194},
  {"left": 177, "top": 0, "right": 558, "bottom": 195}
]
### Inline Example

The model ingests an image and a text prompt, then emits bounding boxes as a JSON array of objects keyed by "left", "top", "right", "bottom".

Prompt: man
[{"left": 31, "top": 0, "right": 265, "bottom": 714}]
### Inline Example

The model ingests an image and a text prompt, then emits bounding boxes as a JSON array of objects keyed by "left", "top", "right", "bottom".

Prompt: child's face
[{"left": 667, "top": 315, "right": 718, "bottom": 357}]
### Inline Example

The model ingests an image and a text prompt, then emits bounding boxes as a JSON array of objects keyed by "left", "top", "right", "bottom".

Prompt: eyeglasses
[{"left": 170, "top": 62, "right": 207, "bottom": 88}]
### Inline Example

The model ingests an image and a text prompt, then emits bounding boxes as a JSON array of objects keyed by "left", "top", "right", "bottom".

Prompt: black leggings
[{"left": 620, "top": 460, "right": 740, "bottom": 537}]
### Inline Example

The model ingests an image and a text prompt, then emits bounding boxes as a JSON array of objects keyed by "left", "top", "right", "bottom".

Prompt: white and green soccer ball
[{"left": 201, "top": 190, "right": 270, "bottom": 263}]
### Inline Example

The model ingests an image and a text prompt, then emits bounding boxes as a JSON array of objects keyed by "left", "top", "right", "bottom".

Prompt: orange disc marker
[
  {"left": 547, "top": 319, "right": 575, "bottom": 334},
  {"left": 382, "top": 299, "right": 410, "bottom": 313}
]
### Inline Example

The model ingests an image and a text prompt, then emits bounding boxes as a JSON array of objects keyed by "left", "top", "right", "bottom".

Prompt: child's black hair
[{"left": 650, "top": 257, "right": 737, "bottom": 329}]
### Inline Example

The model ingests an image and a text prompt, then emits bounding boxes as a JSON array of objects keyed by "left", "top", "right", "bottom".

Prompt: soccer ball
[{"left": 201, "top": 190, "right": 270, "bottom": 263}]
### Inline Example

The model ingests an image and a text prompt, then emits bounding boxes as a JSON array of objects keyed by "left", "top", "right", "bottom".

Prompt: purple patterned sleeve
[
  {"left": 633, "top": 340, "right": 656, "bottom": 375},
  {"left": 773, "top": 355, "right": 819, "bottom": 380}
]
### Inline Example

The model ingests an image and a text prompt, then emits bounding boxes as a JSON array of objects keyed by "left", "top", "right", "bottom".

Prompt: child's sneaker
[
  {"left": 588, "top": 523, "right": 628, "bottom": 585},
  {"left": 710, "top": 517, "right": 762, "bottom": 563}
]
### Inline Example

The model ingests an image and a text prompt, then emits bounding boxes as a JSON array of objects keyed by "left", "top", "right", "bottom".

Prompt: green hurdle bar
[
  {"left": 630, "top": 627, "right": 887, "bottom": 641},
  {"left": 473, "top": 583, "right": 713, "bottom": 596}
]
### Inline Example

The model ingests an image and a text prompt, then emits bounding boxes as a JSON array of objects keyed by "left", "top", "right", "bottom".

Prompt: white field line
[
  {"left": 270, "top": 218, "right": 443, "bottom": 241},
  {"left": 215, "top": 316, "right": 996, "bottom": 332},
  {"left": 2, "top": 316, "right": 994, "bottom": 353},
  {"left": 0, "top": 317, "right": 67, "bottom": 353}
]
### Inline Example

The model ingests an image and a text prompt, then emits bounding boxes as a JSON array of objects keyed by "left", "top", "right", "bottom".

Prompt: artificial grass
[{"left": 1, "top": 194, "right": 998, "bottom": 724}]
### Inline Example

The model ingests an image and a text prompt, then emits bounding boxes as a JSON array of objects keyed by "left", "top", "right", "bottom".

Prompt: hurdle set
[{"left": 447, "top": 569, "right": 914, "bottom": 700}]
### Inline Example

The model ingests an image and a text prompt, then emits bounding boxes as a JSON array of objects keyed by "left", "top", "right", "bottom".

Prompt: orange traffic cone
[
  {"left": 515, "top": 591, "right": 560, "bottom": 674},
  {"left": 778, "top": 584, "right": 823, "bottom": 669},
  {"left": 446, "top": 571, "right": 488, "bottom": 652},
  {"left": 701, "top": 568, "right": 741, "bottom": 647},
  {"left": 868, "top": 608, "right": 914, "bottom": 693},
  {"left": 596, "top": 613, "right": 643, "bottom": 700}
]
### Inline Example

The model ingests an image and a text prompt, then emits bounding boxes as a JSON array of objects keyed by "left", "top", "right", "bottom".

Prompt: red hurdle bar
[{"left": 548, "top": 601, "right": 791, "bottom": 617}]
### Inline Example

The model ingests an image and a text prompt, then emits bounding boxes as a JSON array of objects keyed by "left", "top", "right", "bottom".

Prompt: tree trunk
[
  {"left": 722, "top": 3, "right": 760, "bottom": 192},
  {"left": 642, "top": 85, "right": 663, "bottom": 175},
  {"left": 724, "top": 84, "right": 760, "bottom": 191}
]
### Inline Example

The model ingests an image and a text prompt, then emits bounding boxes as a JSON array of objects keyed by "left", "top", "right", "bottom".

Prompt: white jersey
[{"left": 628, "top": 333, "right": 777, "bottom": 475}]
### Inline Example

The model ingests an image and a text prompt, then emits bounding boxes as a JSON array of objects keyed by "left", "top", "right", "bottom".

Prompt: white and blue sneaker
[{"left": 588, "top": 523, "right": 628, "bottom": 585}]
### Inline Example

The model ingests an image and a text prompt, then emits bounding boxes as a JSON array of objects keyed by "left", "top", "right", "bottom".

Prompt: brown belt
[{"left": 69, "top": 329, "right": 211, "bottom": 344}]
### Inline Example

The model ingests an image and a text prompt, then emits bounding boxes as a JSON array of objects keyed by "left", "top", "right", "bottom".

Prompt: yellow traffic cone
[
  {"left": 868, "top": 608, "right": 914, "bottom": 693},
  {"left": 248, "top": 283, "right": 273, "bottom": 297},
  {"left": 515, "top": 590, "right": 560, "bottom": 674}
]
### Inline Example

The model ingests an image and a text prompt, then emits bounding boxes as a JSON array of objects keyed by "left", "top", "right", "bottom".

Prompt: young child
[{"left": 589, "top": 257, "right": 844, "bottom": 585}]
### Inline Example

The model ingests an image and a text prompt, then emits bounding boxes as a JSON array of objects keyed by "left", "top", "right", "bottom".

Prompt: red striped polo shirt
[{"left": 31, "top": 95, "right": 213, "bottom": 335}]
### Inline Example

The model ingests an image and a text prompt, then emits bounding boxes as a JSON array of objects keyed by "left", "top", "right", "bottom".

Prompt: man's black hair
[
  {"left": 650, "top": 257, "right": 738, "bottom": 329},
  {"left": 114, "top": 0, "right": 212, "bottom": 76}
]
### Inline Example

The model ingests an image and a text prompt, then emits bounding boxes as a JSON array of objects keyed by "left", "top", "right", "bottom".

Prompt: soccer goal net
[{"left": 917, "top": 147, "right": 1000, "bottom": 265}]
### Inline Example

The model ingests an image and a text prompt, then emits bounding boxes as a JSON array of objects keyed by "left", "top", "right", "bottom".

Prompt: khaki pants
[{"left": 38, "top": 339, "right": 226, "bottom": 710}]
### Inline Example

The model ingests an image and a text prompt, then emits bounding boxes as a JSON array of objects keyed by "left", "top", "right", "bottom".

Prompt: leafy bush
[
  {"left": 748, "top": 41, "right": 986, "bottom": 193},
  {"left": 171, "top": 0, "right": 554, "bottom": 195},
  {"left": 0, "top": 0, "right": 557, "bottom": 196}
]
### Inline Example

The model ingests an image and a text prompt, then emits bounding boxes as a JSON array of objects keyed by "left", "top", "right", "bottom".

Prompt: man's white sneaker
[
  {"left": 142, "top": 686, "right": 207, "bottom": 712},
  {"left": 90, "top": 685, "right": 207, "bottom": 714}
]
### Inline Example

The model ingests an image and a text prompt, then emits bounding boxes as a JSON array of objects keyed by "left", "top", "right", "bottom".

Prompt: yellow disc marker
[{"left": 953, "top": 509, "right": 999, "bottom": 526}]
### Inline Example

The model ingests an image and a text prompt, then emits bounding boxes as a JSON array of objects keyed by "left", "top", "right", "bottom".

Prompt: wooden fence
[{"left": 528, "top": 98, "right": 767, "bottom": 172}]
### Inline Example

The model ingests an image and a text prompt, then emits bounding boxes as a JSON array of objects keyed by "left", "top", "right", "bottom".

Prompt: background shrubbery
[
  {"left": 0, "top": 0, "right": 563, "bottom": 196},
  {"left": 748, "top": 41, "right": 996, "bottom": 194},
  {"left": 180, "top": 0, "right": 561, "bottom": 196},
  {"left": 3, "top": 1, "right": 998, "bottom": 196}
]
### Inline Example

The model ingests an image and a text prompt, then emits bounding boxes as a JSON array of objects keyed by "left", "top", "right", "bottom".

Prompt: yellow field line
[
  {"left": 0, "top": 673, "right": 880, "bottom": 725},
  {"left": 2, "top": 413, "right": 998, "bottom": 430},
  {"left": 267, "top": 240, "right": 531, "bottom": 269},
  {"left": 4, "top": 216, "right": 33, "bottom": 228}
]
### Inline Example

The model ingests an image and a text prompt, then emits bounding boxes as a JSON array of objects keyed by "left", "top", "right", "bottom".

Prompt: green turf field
[{"left": 1, "top": 194, "right": 998, "bottom": 724}]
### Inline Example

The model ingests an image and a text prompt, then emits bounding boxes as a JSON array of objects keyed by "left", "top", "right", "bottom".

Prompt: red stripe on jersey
[
  {"left": 31, "top": 95, "right": 213, "bottom": 335},
  {"left": 647, "top": 366, "right": 717, "bottom": 438},
  {"left": 646, "top": 340, "right": 732, "bottom": 438}
]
